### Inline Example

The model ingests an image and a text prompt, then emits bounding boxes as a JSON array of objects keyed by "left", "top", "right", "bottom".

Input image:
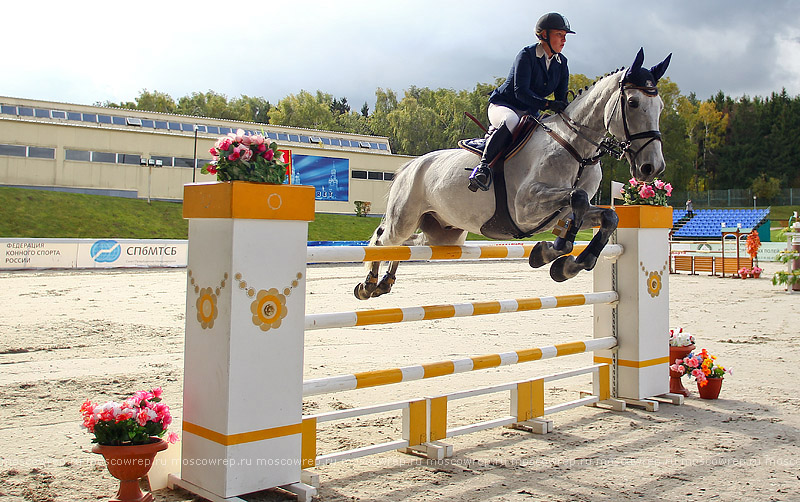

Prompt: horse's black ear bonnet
[{"left": 622, "top": 48, "right": 672, "bottom": 96}]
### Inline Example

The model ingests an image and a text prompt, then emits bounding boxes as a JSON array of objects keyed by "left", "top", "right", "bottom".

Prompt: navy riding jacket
[{"left": 489, "top": 43, "right": 569, "bottom": 116}]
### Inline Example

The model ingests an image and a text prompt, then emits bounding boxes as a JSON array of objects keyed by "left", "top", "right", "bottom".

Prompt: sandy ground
[{"left": 1, "top": 257, "right": 799, "bottom": 502}]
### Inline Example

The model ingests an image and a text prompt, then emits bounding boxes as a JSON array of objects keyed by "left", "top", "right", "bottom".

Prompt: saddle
[{"left": 458, "top": 116, "right": 558, "bottom": 239}]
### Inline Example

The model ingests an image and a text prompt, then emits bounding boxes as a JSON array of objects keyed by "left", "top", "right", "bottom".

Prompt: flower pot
[
  {"left": 93, "top": 438, "right": 168, "bottom": 502},
  {"left": 697, "top": 377, "right": 723, "bottom": 400},
  {"left": 753, "top": 272, "right": 761, "bottom": 279},
  {"left": 669, "top": 344, "right": 695, "bottom": 396},
  {"left": 739, "top": 274, "right": 747, "bottom": 279}
]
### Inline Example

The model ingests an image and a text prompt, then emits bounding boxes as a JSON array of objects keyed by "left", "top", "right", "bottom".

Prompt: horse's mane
[{"left": 569, "top": 67, "right": 626, "bottom": 106}]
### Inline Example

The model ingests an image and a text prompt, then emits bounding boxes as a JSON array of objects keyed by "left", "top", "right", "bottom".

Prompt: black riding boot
[{"left": 467, "top": 124, "right": 513, "bottom": 192}]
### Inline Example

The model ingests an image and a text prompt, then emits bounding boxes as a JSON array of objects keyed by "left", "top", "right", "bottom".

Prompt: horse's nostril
[{"left": 641, "top": 164, "right": 654, "bottom": 177}]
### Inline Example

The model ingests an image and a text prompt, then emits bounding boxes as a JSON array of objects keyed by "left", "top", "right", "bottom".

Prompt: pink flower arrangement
[
  {"left": 621, "top": 177, "right": 672, "bottom": 206},
  {"left": 202, "top": 128, "right": 287, "bottom": 183},
  {"left": 80, "top": 388, "right": 179, "bottom": 446},
  {"left": 670, "top": 349, "right": 731, "bottom": 387}
]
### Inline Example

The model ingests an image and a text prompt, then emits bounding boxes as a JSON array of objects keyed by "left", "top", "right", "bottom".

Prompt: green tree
[
  {"left": 269, "top": 90, "right": 338, "bottom": 130},
  {"left": 751, "top": 173, "right": 782, "bottom": 201}
]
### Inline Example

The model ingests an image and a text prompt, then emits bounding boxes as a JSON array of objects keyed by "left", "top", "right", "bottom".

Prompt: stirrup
[{"left": 467, "top": 165, "right": 492, "bottom": 192}]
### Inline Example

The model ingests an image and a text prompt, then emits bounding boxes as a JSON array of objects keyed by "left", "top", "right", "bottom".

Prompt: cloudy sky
[{"left": 5, "top": 0, "right": 800, "bottom": 111}]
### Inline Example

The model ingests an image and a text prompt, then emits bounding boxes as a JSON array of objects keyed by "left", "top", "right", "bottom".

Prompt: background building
[{"left": 0, "top": 96, "right": 412, "bottom": 214}]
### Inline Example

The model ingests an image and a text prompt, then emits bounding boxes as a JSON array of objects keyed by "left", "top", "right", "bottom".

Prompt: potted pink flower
[
  {"left": 202, "top": 128, "right": 288, "bottom": 183},
  {"left": 670, "top": 349, "right": 731, "bottom": 399},
  {"left": 620, "top": 177, "right": 672, "bottom": 206},
  {"left": 81, "top": 388, "right": 179, "bottom": 501}
]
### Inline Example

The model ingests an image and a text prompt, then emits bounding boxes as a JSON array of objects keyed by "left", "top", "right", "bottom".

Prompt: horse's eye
[{"left": 628, "top": 97, "right": 640, "bottom": 108}]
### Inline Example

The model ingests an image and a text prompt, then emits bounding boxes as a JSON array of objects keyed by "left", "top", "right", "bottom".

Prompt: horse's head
[{"left": 604, "top": 48, "right": 672, "bottom": 182}]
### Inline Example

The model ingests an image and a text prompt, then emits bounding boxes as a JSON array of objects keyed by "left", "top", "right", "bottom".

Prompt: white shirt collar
[{"left": 536, "top": 43, "right": 561, "bottom": 68}]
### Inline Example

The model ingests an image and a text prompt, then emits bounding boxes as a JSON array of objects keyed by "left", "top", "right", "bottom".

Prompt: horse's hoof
[
  {"left": 549, "top": 255, "right": 579, "bottom": 283},
  {"left": 354, "top": 283, "right": 374, "bottom": 300},
  {"left": 529, "top": 242, "right": 549, "bottom": 268}
]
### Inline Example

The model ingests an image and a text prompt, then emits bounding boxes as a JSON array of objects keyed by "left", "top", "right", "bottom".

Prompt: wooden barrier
[{"left": 174, "top": 183, "right": 673, "bottom": 502}]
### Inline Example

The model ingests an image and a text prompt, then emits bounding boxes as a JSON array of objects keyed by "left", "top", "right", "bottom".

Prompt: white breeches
[{"left": 488, "top": 103, "right": 523, "bottom": 133}]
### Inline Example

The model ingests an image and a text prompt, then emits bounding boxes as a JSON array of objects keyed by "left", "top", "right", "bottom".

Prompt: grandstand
[{"left": 672, "top": 208, "right": 771, "bottom": 240}]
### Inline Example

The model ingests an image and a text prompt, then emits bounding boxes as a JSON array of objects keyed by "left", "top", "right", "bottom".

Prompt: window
[
  {"left": 367, "top": 171, "right": 382, "bottom": 180},
  {"left": 168, "top": 122, "right": 181, "bottom": 130},
  {"left": 383, "top": 172, "right": 394, "bottom": 181},
  {"left": 219, "top": 127, "right": 231, "bottom": 134},
  {"left": 18, "top": 107, "right": 34, "bottom": 117},
  {"left": 1, "top": 105, "right": 16, "bottom": 115},
  {"left": 150, "top": 155, "right": 173, "bottom": 167},
  {"left": 0, "top": 144, "right": 26, "bottom": 157},
  {"left": 359, "top": 141, "right": 371, "bottom": 148},
  {"left": 67, "top": 112, "right": 82, "bottom": 121},
  {"left": 154, "top": 121, "right": 168, "bottom": 129},
  {"left": 351, "top": 170, "right": 367, "bottom": 179},
  {"left": 112, "top": 116, "right": 126, "bottom": 125},
  {"left": 98, "top": 115, "right": 112, "bottom": 124},
  {"left": 277, "top": 133, "right": 289, "bottom": 141},
  {"left": 300, "top": 136, "right": 310, "bottom": 143},
  {"left": 141, "top": 119, "right": 154, "bottom": 128},
  {"left": 91, "top": 151, "right": 117, "bottom": 163},
  {"left": 195, "top": 125, "right": 206, "bottom": 133},
  {"left": 181, "top": 123, "right": 194, "bottom": 132},
  {"left": 118, "top": 153, "right": 141, "bottom": 165},
  {"left": 206, "top": 126, "right": 220, "bottom": 134},
  {"left": 34, "top": 109, "right": 50, "bottom": 118},
  {"left": 174, "top": 157, "right": 195, "bottom": 168},
  {"left": 28, "top": 147, "right": 55, "bottom": 159},
  {"left": 321, "top": 138, "right": 331, "bottom": 145},
  {"left": 267, "top": 132, "right": 277, "bottom": 140},
  {"left": 378, "top": 143, "right": 388, "bottom": 151},
  {"left": 328, "top": 138, "right": 340, "bottom": 146},
  {"left": 288, "top": 134, "right": 299, "bottom": 142},
  {"left": 51, "top": 110, "right": 66, "bottom": 119},
  {"left": 65, "top": 149, "right": 91, "bottom": 161},
  {"left": 369, "top": 142, "right": 379, "bottom": 149},
  {"left": 126, "top": 117, "right": 142, "bottom": 126},
  {"left": 82, "top": 113, "right": 97, "bottom": 123}
]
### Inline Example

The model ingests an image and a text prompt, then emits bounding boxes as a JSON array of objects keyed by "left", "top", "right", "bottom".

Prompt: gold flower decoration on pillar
[
  {"left": 235, "top": 272, "right": 303, "bottom": 332},
  {"left": 640, "top": 260, "right": 668, "bottom": 298},
  {"left": 189, "top": 270, "right": 228, "bottom": 329}
]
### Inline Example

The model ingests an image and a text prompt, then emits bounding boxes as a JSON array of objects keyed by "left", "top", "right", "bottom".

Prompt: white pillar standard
[
  {"left": 594, "top": 205, "right": 671, "bottom": 400},
  {"left": 179, "top": 181, "right": 315, "bottom": 498}
]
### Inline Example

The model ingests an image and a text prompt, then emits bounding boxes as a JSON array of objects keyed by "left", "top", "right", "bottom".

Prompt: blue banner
[{"left": 290, "top": 154, "right": 349, "bottom": 201}]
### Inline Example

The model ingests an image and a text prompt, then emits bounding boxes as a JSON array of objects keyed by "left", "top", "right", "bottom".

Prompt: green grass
[
  {"left": 0, "top": 187, "right": 188, "bottom": 239},
  {"left": 5, "top": 186, "right": 790, "bottom": 242}
]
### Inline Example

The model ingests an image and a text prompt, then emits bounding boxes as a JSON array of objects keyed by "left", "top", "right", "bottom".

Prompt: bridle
[{"left": 533, "top": 80, "right": 663, "bottom": 187}]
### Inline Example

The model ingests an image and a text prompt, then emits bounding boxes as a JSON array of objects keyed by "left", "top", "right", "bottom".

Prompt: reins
[{"left": 532, "top": 80, "right": 663, "bottom": 189}]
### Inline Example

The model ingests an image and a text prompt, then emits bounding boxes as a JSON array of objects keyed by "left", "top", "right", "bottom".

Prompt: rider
[{"left": 468, "top": 12, "right": 574, "bottom": 192}]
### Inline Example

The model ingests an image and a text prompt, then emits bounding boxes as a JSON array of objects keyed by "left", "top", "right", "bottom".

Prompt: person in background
[
  {"left": 468, "top": 12, "right": 574, "bottom": 192},
  {"left": 685, "top": 199, "right": 694, "bottom": 217}
]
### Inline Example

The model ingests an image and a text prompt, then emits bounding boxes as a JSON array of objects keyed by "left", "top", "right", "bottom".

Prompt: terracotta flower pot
[
  {"left": 668, "top": 344, "right": 695, "bottom": 396},
  {"left": 697, "top": 377, "right": 723, "bottom": 400},
  {"left": 753, "top": 272, "right": 761, "bottom": 279},
  {"left": 92, "top": 438, "right": 168, "bottom": 502}
]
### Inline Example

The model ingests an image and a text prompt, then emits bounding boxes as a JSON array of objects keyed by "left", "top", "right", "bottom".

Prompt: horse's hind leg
[
  {"left": 529, "top": 188, "right": 590, "bottom": 268},
  {"left": 354, "top": 226, "right": 384, "bottom": 300},
  {"left": 371, "top": 260, "right": 398, "bottom": 298},
  {"left": 549, "top": 205, "right": 618, "bottom": 282}
]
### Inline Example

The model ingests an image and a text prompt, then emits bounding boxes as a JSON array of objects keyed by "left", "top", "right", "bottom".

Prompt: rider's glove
[{"left": 545, "top": 100, "right": 568, "bottom": 113}]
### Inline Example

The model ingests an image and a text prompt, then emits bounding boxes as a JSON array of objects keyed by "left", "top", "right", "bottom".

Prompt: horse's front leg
[
  {"left": 528, "top": 187, "right": 590, "bottom": 268},
  {"left": 549, "top": 206, "right": 618, "bottom": 282},
  {"left": 354, "top": 260, "right": 381, "bottom": 300}
]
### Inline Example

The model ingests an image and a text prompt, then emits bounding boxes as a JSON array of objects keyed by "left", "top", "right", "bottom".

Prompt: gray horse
[{"left": 355, "top": 49, "right": 671, "bottom": 300}]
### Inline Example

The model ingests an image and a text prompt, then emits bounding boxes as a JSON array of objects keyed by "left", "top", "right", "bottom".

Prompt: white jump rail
[
  {"left": 303, "top": 337, "right": 617, "bottom": 397},
  {"left": 307, "top": 241, "right": 624, "bottom": 263},
  {"left": 306, "top": 291, "right": 618, "bottom": 330}
]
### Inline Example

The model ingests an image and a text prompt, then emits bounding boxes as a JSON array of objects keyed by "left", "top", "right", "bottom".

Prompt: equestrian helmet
[{"left": 535, "top": 13, "right": 575, "bottom": 38}]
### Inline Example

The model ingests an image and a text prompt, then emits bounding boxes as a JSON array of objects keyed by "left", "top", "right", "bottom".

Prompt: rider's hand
[{"left": 545, "top": 100, "right": 568, "bottom": 113}]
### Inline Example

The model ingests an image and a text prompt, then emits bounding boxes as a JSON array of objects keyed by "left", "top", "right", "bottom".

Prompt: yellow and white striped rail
[
  {"left": 306, "top": 291, "right": 618, "bottom": 330},
  {"left": 306, "top": 242, "right": 624, "bottom": 263},
  {"left": 302, "top": 336, "right": 617, "bottom": 397}
]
